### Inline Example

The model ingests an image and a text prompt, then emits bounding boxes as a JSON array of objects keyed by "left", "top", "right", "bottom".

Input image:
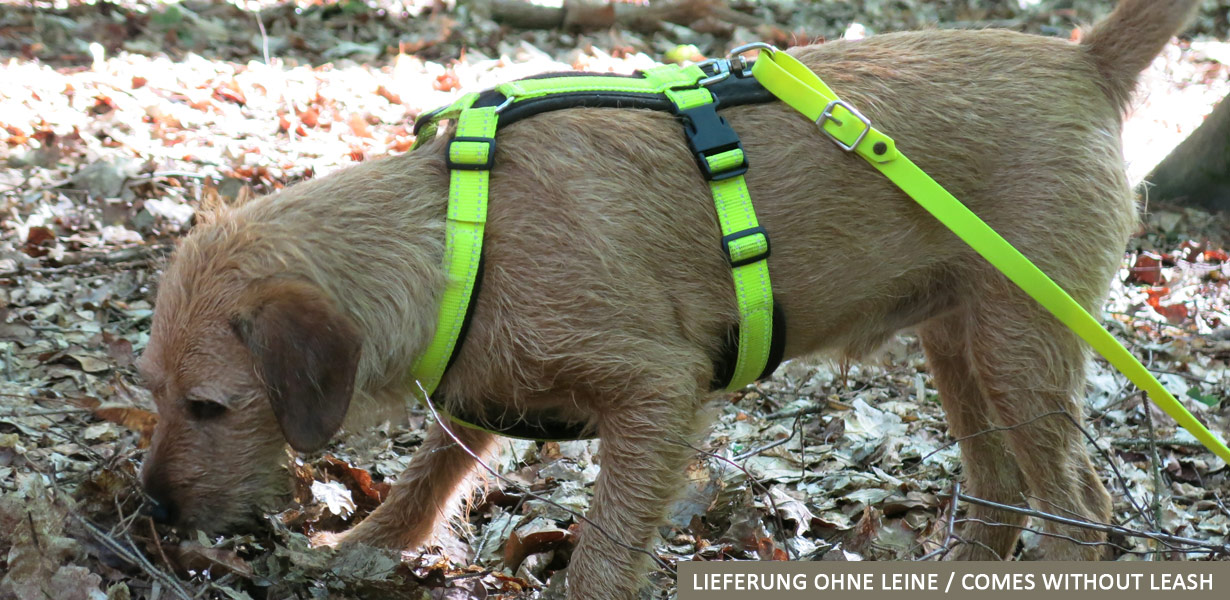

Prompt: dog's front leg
[
  {"left": 567, "top": 393, "right": 700, "bottom": 599},
  {"left": 343, "top": 422, "right": 496, "bottom": 550}
]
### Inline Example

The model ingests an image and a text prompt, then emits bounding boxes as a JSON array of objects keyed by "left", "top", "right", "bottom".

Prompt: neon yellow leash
[{"left": 747, "top": 45, "right": 1230, "bottom": 463}]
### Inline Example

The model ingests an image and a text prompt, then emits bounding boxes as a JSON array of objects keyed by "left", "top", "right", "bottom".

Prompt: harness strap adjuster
[
  {"left": 447, "top": 136, "right": 496, "bottom": 170},
  {"left": 816, "top": 99, "right": 872, "bottom": 152},
  {"left": 722, "top": 226, "right": 771, "bottom": 268}
]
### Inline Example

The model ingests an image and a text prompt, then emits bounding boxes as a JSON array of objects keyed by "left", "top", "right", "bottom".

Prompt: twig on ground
[
  {"left": 917, "top": 410, "right": 1069, "bottom": 463},
  {"left": 72, "top": 513, "right": 196, "bottom": 600},
  {"left": 1113, "top": 438, "right": 1211, "bottom": 450},
  {"left": 148, "top": 517, "right": 177, "bottom": 575},
  {"left": 1143, "top": 352, "right": 1167, "bottom": 550},
  {"left": 764, "top": 404, "right": 826, "bottom": 421},
  {"left": 918, "top": 407, "right": 1155, "bottom": 530},
  {"left": 952, "top": 492, "right": 1230, "bottom": 555},
  {"left": 1055, "top": 406, "right": 1157, "bottom": 530},
  {"left": 957, "top": 516, "right": 1139, "bottom": 554},
  {"left": 255, "top": 10, "right": 271, "bottom": 65},
  {"left": 667, "top": 434, "right": 798, "bottom": 560},
  {"left": 0, "top": 407, "right": 92, "bottom": 417},
  {"left": 2, "top": 243, "right": 172, "bottom": 277},
  {"left": 947, "top": 534, "right": 1003, "bottom": 560},
  {"left": 916, "top": 481, "right": 960, "bottom": 561},
  {"left": 732, "top": 436, "right": 792, "bottom": 461}
]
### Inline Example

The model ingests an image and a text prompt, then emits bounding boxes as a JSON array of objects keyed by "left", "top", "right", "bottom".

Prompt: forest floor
[{"left": 2, "top": 0, "right": 1230, "bottom": 598}]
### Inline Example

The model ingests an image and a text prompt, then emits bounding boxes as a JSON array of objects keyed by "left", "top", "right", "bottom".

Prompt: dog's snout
[
  {"left": 146, "top": 495, "right": 179, "bottom": 525},
  {"left": 142, "top": 458, "right": 180, "bottom": 525}
]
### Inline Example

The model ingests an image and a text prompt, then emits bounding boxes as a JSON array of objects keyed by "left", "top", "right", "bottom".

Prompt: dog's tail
[{"left": 1080, "top": 0, "right": 1200, "bottom": 109}]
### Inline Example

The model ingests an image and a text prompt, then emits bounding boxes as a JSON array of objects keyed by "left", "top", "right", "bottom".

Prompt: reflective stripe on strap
[
  {"left": 751, "top": 48, "right": 1230, "bottom": 463},
  {"left": 490, "top": 64, "right": 707, "bottom": 104}
]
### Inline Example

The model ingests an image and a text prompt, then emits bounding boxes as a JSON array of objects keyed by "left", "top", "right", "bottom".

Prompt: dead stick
[
  {"left": 952, "top": 492, "right": 1230, "bottom": 554},
  {"left": 1113, "top": 438, "right": 1209, "bottom": 450},
  {"left": 915, "top": 481, "right": 960, "bottom": 561}
]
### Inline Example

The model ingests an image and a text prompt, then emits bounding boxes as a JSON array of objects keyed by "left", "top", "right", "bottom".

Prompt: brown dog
[{"left": 138, "top": 0, "right": 1199, "bottom": 596}]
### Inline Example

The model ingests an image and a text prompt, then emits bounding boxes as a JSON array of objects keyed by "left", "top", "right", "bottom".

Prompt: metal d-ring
[
  {"left": 697, "top": 57, "right": 732, "bottom": 86},
  {"left": 494, "top": 94, "right": 516, "bottom": 114}
]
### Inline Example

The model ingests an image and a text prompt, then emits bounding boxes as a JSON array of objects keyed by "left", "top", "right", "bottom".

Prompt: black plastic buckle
[
  {"left": 722, "top": 226, "right": 770, "bottom": 268},
  {"left": 446, "top": 136, "right": 496, "bottom": 171},
  {"left": 677, "top": 104, "right": 749, "bottom": 181}
]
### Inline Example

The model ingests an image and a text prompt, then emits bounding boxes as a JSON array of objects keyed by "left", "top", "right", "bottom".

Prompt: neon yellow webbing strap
[
  {"left": 645, "top": 64, "right": 776, "bottom": 391},
  {"left": 749, "top": 48, "right": 1230, "bottom": 462},
  {"left": 411, "top": 98, "right": 497, "bottom": 396}
]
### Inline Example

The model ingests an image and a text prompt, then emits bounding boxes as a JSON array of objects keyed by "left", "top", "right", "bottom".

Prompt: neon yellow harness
[
  {"left": 410, "top": 63, "right": 780, "bottom": 409},
  {"left": 409, "top": 44, "right": 1230, "bottom": 463}
]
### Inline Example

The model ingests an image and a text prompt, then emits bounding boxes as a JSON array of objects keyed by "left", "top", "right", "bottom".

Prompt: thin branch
[
  {"left": 917, "top": 408, "right": 1155, "bottom": 529},
  {"left": 952, "top": 492, "right": 1230, "bottom": 555},
  {"left": 733, "top": 436, "right": 792, "bottom": 461},
  {"left": 956, "top": 517, "right": 1138, "bottom": 554},
  {"left": 916, "top": 481, "right": 960, "bottom": 561},
  {"left": 1054, "top": 408, "right": 1156, "bottom": 529},
  {"left": 71, "top": 513, "right": 196, "bottom": 599},
  {"left": 1113, "top": 438, "right": 1210, "bottom": 450},
  {"left": 665, "top": 436, "right": 797, "bottom": 560}
]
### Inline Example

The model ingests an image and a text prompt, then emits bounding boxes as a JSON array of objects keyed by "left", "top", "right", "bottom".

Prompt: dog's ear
[{"left": 230, "top": 279, "right": 361, "bottom": 453}]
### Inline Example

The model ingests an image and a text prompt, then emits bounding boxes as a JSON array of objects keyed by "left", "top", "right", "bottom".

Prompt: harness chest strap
[
  {"left": 749, "top": 48, "right": 1230, "bottom": 463},
  {"left": 642, "top": 64, "right": 776, "bottom": 392},
  {"left": 410, "top": 64, "right": 779, "bottom": 438},
  {"left": 411, "top": 98, "right": 496, "bottom": 395}
]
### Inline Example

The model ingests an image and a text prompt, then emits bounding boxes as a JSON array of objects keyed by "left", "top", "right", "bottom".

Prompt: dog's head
[{"left": 138, "top": 222, "right": 362, "bottom": 532}]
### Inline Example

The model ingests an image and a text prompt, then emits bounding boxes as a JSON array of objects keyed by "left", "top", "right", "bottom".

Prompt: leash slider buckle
[
  {"left": 816, "top": 99, "right": 871, "bottom": 152},
  {"left": 446, "top": 136, "right": 496, "bottom": 170}
]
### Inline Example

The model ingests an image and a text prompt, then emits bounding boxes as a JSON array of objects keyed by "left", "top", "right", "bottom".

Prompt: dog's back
[{"left": 473, "top": 2, "right": 1188, "bottom": 386}]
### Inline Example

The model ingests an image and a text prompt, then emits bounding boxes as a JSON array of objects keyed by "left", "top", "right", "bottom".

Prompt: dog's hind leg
[
  {"left": 343, "top": 422, "right": 497, "bottom": 550},
  {"left": 920, "top": 314, "right": 1029, "bottom": 560},
  {"left": 964, "top": 279, "right": 1112, "bottom": 560}
]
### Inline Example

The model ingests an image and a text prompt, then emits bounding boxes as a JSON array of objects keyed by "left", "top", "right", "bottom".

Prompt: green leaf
[
  {"left": 151, "top": 6, "right": 183, "bottom": 28},
  {"left": 341, "top": 0, "right": 370, "bottom": 15},
  {"left": 1186, "top": 387, "right": 1221, "bottom": 407}
]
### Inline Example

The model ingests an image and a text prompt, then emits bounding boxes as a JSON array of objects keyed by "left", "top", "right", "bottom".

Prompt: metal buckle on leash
[
  {"left": 727, "top": 42, "right": 777, "bottom": 78},
  {"left": 697, "top": 42, "right": 780, "bottom": 87},
  {"left": 816, "top": 99, "right": 871, "bottom": 152}
]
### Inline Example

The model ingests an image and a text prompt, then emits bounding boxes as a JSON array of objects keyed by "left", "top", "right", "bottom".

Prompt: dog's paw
[{"left": 309, "top": 530, "right": 348, "bottom": 548}]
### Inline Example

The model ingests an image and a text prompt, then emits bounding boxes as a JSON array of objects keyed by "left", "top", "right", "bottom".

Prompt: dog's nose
[{"left": 146, "top": 496, "right": 179, "bottom": 525}]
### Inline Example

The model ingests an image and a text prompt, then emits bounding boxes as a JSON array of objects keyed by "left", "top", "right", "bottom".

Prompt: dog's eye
[{"left": 186, "top": 399, "right": 228, "bottom": 421}]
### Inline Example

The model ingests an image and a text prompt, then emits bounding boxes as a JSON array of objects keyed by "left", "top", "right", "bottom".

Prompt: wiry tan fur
[{"left": 138, "top": 1, "right": 1198, "bottom": 596}]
